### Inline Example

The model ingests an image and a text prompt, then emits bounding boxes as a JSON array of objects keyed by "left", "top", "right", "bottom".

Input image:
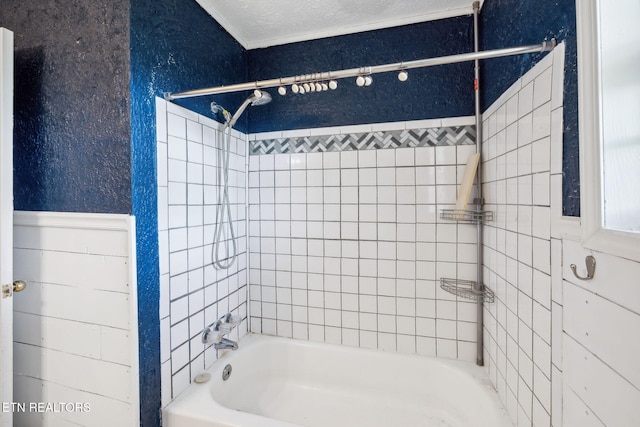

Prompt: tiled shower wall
[
  {"left": 155, "top": 44, "right": 570, "bottom": 421},
  {"left": 156, "top": 44, "right": 566, "bottom": 416},
  {"left": 247, "top": 118, "right": 487, "bottom": 361},
  {"left": 156, "top": 99, "right": 248, "bottom": 405},
  {"left": 482, "top": 44, "right": 565, "bottom": 426}
]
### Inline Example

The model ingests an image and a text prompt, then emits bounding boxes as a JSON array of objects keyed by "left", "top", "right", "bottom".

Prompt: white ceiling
[{"left": 195, "top": 0, "right": 484, "bottom": 49}]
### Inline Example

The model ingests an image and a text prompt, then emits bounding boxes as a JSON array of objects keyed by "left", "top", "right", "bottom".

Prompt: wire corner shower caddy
[
  {"left": 163, "top": 1, "right": 557, "bottom": 366},
  {"left": 439, "top": 208, "right": 494, "bottom": 223},
  {"left": 439, "top": 278, "right": 495, "bottom": 303}
]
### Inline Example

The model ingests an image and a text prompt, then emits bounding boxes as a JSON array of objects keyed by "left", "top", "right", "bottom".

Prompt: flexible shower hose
[{"left": 212, "top": 123, "right": 237, "bottom": 270}]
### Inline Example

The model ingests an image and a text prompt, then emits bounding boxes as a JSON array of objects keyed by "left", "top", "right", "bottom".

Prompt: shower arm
[{"left": 163, "top": 39, "right": 556, "bottom": 100}]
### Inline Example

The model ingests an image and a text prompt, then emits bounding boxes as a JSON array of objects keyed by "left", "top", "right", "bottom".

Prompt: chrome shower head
[
  {"left": 228, "top": 90, "right": 272, "bottom": 127},
  {"left": 250, "top": 90, "right": 272, "bottom": 106}
]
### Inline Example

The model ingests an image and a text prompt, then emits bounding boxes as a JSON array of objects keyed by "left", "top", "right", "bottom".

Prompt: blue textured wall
[
  {"left": 5, "top": 1, "right": 579, "bottom": 218},
  {"left": 480, "top": 0, "right": 579, "bottom": 216},
  {"left": 5, "top": 1, "right": 581, "bottom": 425},
  {"left": 247, "top": 17, "right": 474, "bottom": 133},
  {"left": 1, "top": 0, "right": 132, "bottom": 213},
  {"left": 129, "top": 0, "right": 247, "bottom": 425},
  {"left": 130, "top": 0, "right": 248, "bottom": 131},
  {"left": 247, "top": 5, "right": 579, "bottom": 216}
]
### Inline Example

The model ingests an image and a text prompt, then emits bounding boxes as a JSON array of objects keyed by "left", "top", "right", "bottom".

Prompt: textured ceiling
[{"left": 195, "top": 0, "right": 484, "bottom": 49}]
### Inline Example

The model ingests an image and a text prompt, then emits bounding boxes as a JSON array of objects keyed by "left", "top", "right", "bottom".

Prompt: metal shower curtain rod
[{"left": 164, "top": 39, "right": 556, "bottom": 101}]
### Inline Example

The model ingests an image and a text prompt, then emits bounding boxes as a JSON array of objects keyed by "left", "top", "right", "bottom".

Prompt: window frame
[{"left": 576, "top": 0, "right": 640, "bottom": 261}]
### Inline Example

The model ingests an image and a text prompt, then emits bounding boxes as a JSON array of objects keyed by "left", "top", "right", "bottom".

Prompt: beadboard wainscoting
[
  {"left": 12, "top": 211, "right": 139, "bottom": 426},
  {"left": 560, "top": 239, "right": 640, "bottom": 427},
  {"left": 156, "top": 98, "right": 249, "bottom": 406}
]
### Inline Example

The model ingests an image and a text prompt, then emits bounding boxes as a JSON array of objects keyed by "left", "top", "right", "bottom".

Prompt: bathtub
[{"left": 164, "top": 334, "right": 512, "bottom": 427}]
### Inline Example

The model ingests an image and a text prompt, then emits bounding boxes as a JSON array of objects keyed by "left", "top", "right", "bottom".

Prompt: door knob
[
  {"left": 2, "top": 280, "right": 26, "bottom": 298},
  {"left": 13, "top": 280, "right": 26, "bottom": 292}
]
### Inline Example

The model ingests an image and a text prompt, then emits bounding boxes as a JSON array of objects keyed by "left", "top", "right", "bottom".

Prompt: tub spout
[{"left": 214, "top": 337, "right": 238, "bottom": 351}]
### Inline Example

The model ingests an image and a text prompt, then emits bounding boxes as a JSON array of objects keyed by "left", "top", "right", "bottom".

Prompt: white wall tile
[
  {"left": 435, "top": 146, "right": 457, "bottom": 165},
  {"left": 395, "top": 148, "right": 415, "bottom": 166},
  {"left": 549, "top": 109, "right": 564, "bottom": 176},
  {"left": 249, "top": 126, "right": 485, "bottom": 357},
  {"left": 156, "top": 100, "right": 249, "bottom": 404},
  {"left": 322, "top": 152, "right": 340, "bottom": 169},
  {"left": 415, "top": 146, "right": 435, "bottom": 166},
  {"left": 377, "top": 149, "right": 395, "bottom": 167},
  {"left": 518, "top": 82, "right": 534, "bottom": 118},
  {"left": 167, "top": 113, "right": 186, "bottom": 139},
  {"left": 532, "top": 102, "right": 552, "bottom": 141},
  {"left": 273, "top": 154, "right": 290, "bottom": 170},
  {"left": 480, "top": 49, "right": 563, "bottom": 427},
  {"left": 518, "top": 113, "right": 533, "bottom": 148},
  {"left": 533, "top": 66, "right": 553, "bottom": 109},
  {"left": 306, "top": 152, "right": 323, "bottom": 169},
  {"left": 550, "top": 42, "right": 566, "bottom": 110},
  {"left": 290, "top": 153, "right": 306, "bottom": 170}
]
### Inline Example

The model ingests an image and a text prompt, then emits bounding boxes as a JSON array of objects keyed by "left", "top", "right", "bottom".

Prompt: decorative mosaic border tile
[{"left": 250, "top": 125, "right": 475, "bottom": 155}]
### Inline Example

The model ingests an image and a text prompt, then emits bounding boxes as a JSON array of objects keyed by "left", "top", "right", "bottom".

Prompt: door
[{"left": 0, "top": 27, "right": 14, "bottom": 425}]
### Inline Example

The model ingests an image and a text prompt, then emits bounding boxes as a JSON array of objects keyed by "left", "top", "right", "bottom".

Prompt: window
[
  {"left": 577, "top": 0, "right": 640, "bottom": 260},
  {"left": 599, "top": 0, "right": 640, "bottom": 233}
]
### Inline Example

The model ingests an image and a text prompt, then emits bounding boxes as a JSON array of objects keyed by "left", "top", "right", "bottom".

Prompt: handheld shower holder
[
  {"left": 210, "top": 101, "right": 224, "bottom": 114},
  {"left": 211, "top": 102, "right": 231, "bottom": 123}
]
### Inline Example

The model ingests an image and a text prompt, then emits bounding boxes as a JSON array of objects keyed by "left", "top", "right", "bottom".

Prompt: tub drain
[{"left": 222, "top": 364, "right": 232, "bottom": 381}]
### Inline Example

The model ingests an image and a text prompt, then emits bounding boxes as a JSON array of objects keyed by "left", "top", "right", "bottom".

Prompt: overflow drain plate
[{"left": 222, "top": 364, "right": 232, "bottom": 381}]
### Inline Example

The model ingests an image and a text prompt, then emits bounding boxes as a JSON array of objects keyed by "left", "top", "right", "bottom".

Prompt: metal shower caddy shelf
[
  {"left": 440, "top": 278, "right": 495, "bottom": 303},
  {"left": 439, "top": 209, "right": 494, "bottom": 223},
  {"left": 438, "top": 205, "right": 495, "bottom": 303}
]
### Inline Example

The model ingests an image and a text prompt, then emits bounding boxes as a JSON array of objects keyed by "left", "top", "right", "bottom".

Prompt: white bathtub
[{"left": 164, "top": 334, "right": 512, "bottom": 427}]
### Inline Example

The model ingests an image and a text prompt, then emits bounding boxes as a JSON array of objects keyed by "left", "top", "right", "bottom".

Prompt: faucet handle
[
  {"left": 201, "top": 326, "right": 213, "bottom": 344},
  {"left": 201, "top": 325, "right": 227, "bottom": 345},
  {"left": 216, "top": 322, "right": 233, "bottom": 335},
  {"left": 224, "top": 313, "right": 241, "bottom": 326},
  {"left": 202, "top": 313, "right": 242, "bottom": 344}
]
